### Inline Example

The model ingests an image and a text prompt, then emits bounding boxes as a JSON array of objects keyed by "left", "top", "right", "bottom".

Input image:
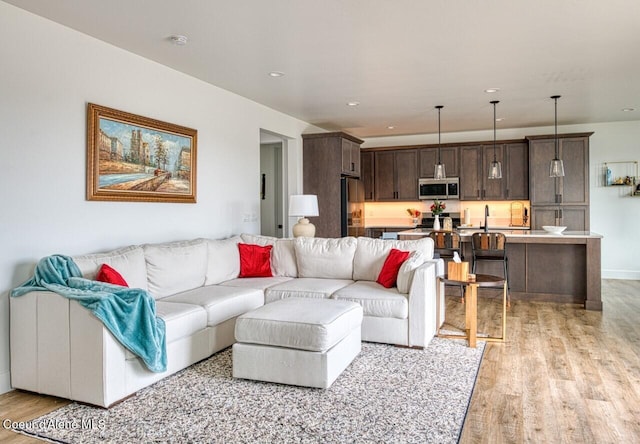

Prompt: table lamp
[{"left": 289, "top": 194, "right": 319, "bottom": 237}]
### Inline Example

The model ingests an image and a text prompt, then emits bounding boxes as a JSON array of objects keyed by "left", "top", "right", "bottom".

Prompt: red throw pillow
[
  {"left": 96, "top": 263, "right": 129, "bottom": 287},
  {"left": 376, "top": 249, "right": 410, "bottom": 288},
  {"left": 238, "top": 243, "right": 273, "bottom": 278}
]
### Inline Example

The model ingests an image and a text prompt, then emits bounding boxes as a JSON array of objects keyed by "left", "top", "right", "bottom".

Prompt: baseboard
[
  {"left": 602, "top": 269, "right": 640, "bottom": 280},
  {"left": 0, "top": 370, "right": 12, "bottom": 394}
]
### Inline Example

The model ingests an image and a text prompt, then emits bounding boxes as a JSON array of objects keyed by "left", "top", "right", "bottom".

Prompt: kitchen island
[{"left": 399, "top": 229, "right": 603, "bottom": 311}]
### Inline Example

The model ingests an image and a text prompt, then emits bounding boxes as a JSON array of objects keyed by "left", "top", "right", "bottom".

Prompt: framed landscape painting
[{"left": 87, "top": 103, "right": 197, "bottom": 203}]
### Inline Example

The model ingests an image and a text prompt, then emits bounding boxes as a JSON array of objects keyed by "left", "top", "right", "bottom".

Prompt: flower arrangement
[
  {"left": 430, "top": 200, "right": 446, "bottom": 216},
  {"left": 406, "top": 208, "right": 421, "bottom": 218}
]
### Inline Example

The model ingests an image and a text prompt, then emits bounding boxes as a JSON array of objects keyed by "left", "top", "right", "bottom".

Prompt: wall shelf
[{"left": 603, "top": 161, "right": 638, "bottom": 195}]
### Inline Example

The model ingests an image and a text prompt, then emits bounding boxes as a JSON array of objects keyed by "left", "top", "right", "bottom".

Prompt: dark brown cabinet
[
  {"left": 374, "top": 149, "right": 418, "bottom": 201},
  {"left": 460, "top": 146, "right": 482, "bottom": 200},
  {"left": 419, "top": 146, "right": 459, "bottom": 178},
  {"left": 528, "top": 133, "right": 592, "bottom": 231},
  {"left": 341, "top": 138, "right": 361, "bottom": 176},
  {"left": 528, "top": 134, "right": 591, "bottom": 206},
  {"left": 302, "top": 132, "right": 364, "bottom": 237},
  {"left": 505, "top": 142, "right": 529, "bottom": 200},
  {"left": 460, "top": 142, "right": 529, "bottom": 201},
  {"left": 481, "top": 144, "right": 506, "bottom": 200},
  {"left": 460, "top": 144, "right": 506, "bottom": 200},
  {"left": 530, "top": 206, "right": 589, "bottom": 231},
  {"left": 360, "top": 151, "right": 374, "bottom": 201}
]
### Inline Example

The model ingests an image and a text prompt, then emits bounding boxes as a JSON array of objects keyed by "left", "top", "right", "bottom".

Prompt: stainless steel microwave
[{"left": 418, "top": 177, "right": 459, "bottom": 200}]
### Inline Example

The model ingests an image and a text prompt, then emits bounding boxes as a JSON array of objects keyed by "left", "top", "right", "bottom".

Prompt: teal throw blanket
[{"left": 11, "top": 255, "right": 167, "bottom": 373}]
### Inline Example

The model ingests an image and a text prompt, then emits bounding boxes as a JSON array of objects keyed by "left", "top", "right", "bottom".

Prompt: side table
[{"left": 437, "top": 274, "right": 507, "bottom": 348}]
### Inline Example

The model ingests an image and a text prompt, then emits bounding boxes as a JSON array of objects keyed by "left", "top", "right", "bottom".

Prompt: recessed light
[
  {"left": 170, "top": 35, "right": 188, "bottom": 46},
  {"left": 495, "top": 118, "right": 505, "bottom": 122},
  {"left": 622, "top": 108, "right": 635, "bottom": 112},
  {"left": 269, "top": 71, "right": 285, "bottom": 77},
  {"left": 485, "top": 88, "right": 500, "bottom": 93},
  {"left": 347, "top": 101, "right": 360, "bottom": 107},
  {"left": 387, "top": 125, "right": 395, "bottom": 130}
]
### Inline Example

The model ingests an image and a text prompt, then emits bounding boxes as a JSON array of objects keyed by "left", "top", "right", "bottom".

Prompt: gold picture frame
[{"left": 87, "top": 103, "right": 197, "bottom": 203}]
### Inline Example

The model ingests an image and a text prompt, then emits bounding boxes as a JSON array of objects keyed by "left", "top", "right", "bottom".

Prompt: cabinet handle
[
  {"left": 477, "top": 190, "right": 480, "bottom": 198},
  {"left": 506, "top": 189, "right": 510, "bottom": 198},
  {"left": 559, "top": 209, "right": 563, "bottom": 220},
  {"left": 351, "top": 162, "right": 355, "bottom": 171}
]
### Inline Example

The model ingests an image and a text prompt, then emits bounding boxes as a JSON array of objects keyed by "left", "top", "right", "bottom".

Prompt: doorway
[{"left": 260, "top": 131, "right": 286, "bottom": 238}]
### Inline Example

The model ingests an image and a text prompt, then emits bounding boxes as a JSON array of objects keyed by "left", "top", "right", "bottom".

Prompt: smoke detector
[{"left": 170, "top": 35, "right": 188, "bottom": 46}]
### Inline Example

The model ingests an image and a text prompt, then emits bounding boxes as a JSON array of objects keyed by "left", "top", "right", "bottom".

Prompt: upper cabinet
[
  {"left": 374, "top": 149, "right": 418, "bottom": 201},
  {"left": 419, "top": 146, "right": 459, "bottom": 178},
  {"left": 460, "top": 142, "right": 529, "bottom": 201},
  {"left": 528, "top": 133, "right": 591, "bottom": 206},
  {"left": 460, "top": 146, "right": 482, "bottom": 200},
  {"left": 341, "top": 138, "right": 361, "bottom": 176},
  {"left": 360, "top": 151, "right": 375, "bottom": 201},
  {"left": 302, "top": 131, "right": 363, "bottom": 178},
  {"left": 505, "top": 142, "right": 529, "bottom": 200}
]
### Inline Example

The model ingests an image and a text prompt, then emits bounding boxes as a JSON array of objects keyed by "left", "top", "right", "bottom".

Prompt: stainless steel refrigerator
[{"left": 341, "top": 177, "right": 365, "bottom": 237}]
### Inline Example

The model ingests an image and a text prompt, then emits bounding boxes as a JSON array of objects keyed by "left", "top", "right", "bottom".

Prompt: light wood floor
[{"left": 1, "top": 280, "right": 638, "bottom": 443}]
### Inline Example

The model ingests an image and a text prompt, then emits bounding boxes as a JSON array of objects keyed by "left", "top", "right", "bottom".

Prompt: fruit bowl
[{"left": 542, "top": 225, "right": 567, "bottom": 234}]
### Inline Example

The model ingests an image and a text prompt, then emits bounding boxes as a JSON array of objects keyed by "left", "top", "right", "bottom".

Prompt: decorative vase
[
  {"left": 412, "top": 217, "right": 419, "bottom": 226},
  {"left": 433, "top": 214, "right": 441, "bottom": 230}
]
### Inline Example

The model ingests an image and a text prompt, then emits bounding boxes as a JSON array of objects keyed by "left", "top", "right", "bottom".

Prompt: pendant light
[
  {"left": 549, "top": 95, "right": 565, "bottom": 177},
  {"left": 488, "top": 100, "right": 502, "bottom": 179},
  {"left": 434, "top": 105, "right": 446, "bottom": 179}
]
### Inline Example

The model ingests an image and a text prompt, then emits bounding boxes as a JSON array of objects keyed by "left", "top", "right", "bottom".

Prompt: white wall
[
  {"left": 0, "top": 3, "right": 322, "bottom": 393},
  {"left": 363, "top": 121, "right": 640, "bottom": 280}
]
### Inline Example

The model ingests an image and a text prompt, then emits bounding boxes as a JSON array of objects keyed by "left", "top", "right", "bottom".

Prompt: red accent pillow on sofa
[
  {"left": 376, "top": 249, "right": 410, "bottom": 288},
  {"left": 96, "top": 263, "right": 129, "bottom": 287},
  {"left": 238, "top": 243, "right": 273, "bottom": 278}
]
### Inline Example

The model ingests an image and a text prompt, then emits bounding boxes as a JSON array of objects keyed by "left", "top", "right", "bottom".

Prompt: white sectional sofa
[{"left": 10, "top": 234, "right": 444, "bottom": 407}]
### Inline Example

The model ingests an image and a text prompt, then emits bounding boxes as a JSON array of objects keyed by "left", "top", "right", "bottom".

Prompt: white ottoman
[{"left": 232, "top": 297, "right": 363, "bottom": 388}]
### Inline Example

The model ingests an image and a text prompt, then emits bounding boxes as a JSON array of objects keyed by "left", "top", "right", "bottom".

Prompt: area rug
[{"left": 15, "top": 339, "right": 484, "bottom": 444}]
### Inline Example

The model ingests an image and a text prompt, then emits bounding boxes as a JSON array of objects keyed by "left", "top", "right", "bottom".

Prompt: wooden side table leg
[{"left": 465, "top": 283, "right": 478, "bottom": 348}]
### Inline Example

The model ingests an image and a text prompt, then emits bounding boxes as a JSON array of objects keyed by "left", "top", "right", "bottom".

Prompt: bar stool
[
  {"left": 471, "top": 232, "right": 510, "bottom": 305},
  {"left": 429, "top": 231, "right": 465, "bottom": 302}
]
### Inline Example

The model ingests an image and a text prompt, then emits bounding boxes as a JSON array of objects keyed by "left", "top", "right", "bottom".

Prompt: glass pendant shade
[
  {"left": 487, "top": 100, "right": 502, "bottom": 179},
  {"left": 488, "top": 160, "right": 502, "bottom": 179},
  {"left": 434, "top": 162, "right": 446, "bottom": 179},
  {"left": 549, "top": 158, "right": 565, "bottom": 177}
]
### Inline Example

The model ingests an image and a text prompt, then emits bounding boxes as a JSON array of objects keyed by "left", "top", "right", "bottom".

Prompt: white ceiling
[{"left": 6, "top": 0, "right": 640, "bottom": 138}]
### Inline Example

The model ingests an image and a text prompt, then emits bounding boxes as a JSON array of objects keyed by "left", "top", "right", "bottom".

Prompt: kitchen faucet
[{"left": 484, "top": 205, "right": 489, "bottom": 233}]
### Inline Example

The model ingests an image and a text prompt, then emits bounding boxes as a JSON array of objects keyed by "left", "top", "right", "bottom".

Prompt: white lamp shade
[{"left": 289, "top": 194, "right": 319, "bottom": 217}]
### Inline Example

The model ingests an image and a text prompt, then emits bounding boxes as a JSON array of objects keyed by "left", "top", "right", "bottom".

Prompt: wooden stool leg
[{"left": 502, "top": 282, "right": 507, "bottom": 341}]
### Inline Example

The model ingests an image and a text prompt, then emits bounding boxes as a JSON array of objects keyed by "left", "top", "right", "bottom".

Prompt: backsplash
[{"left": 364, "top": 200, "right": 529, "bottom": 228}]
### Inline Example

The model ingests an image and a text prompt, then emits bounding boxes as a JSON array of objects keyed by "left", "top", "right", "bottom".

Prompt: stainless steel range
[{"left": 417, "top": 212, "right": 461, "bottom": 229}]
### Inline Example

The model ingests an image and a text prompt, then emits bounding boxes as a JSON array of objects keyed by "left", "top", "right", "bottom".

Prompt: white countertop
[{"left": 398, "top": 228, "right": 603, "bottom": 239}]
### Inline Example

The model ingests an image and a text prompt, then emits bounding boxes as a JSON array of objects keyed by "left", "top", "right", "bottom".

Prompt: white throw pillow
[
  {"left": 294, "top": 237, "right": 357, "bottom": 279},
  {"left": 240, "top": 234, "right": 297, "bottom": 277},
  {"left": 397, "top": 250, "right": 426, "bottom": 294},
  {"left": 205, "top": 236, "right": 242, "bottom": 285},
  {"left": 144, "top": 239, "right": 208, "bottom": 299},
  {"left": 73, "top": 245, "right": 148, "bottom": 291},
  {"left": 353, "top": 237, "right": 433, "bottom": 282}
]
